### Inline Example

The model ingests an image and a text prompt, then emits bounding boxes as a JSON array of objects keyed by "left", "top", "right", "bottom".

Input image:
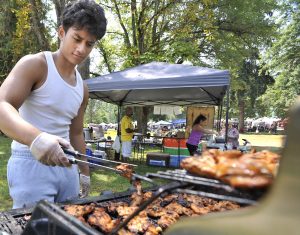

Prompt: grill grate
[{"left": 146, "top": 169, "right": 264, "bottom": 204}]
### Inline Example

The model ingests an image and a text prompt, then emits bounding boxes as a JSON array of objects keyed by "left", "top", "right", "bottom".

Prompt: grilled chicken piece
[
  {"left": 64, "top": 204, "right": 95, "bottom": 217},
  {"left": 183, "top": 194, "right": 217, "bottom": 207},
  {"left": 146, "top": 205, "right": 165, "bottom": 217},
  {"left": 107, "top": 201, "right": 129, "bottom": 214},
  {"left": 130, "top": 191, "right": 144, "bottom": 207},
  {"left": 190, "top": 203, "right": 211, "bottom": 215},
  {"left": 144, "top": 224, "right": 163, "bottom": 235},
  {"left": 88, "top": 207, "right": 119, "bottom": 233},
  {"left": 116, "top": 205, "right": 138, "bottom": 217},
  {"left": 181, "top": 149, "right": 280, "bottom": 189},
  {"left": 240, "top": 150, "right": 280, "bottom": 176},
  {"left": 117, "top": 228, "right": 134, "bottom": 235},
  {"left": 211, "top": 201, "right": 240, "bottom": 212},
  {"left": 157, "top": 211, "right": 180, "bottom": 229},
  {"left": 127, "top": 211, "right": 151, "bottom": 233},
  {"left": 216, "top": 158, "right": 273, "bottom": 178},
  {"left": 180, "top": 155, "right": 217, "bottom": 178},
  {"left": 143, "top": 191, "right": 153, "bottom": 201},
  {"left": 116, "top": 164, "right": 134, "bottom": 180},
  {"left": 165, "top": 201, "right": 193, "bottom": 216},
  {"left": 223, "top": 175, "right": 273, "bottom": 188}
]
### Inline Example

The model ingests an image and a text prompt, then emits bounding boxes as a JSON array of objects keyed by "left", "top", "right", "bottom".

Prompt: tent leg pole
[
  {"left": 218, "top": 104, "right": 223, "bottom": 132},
  {"left": 115, "top": 105, "right": 122, "bottom": 161},
  {"left": 225, "top": 87, "right": 230, "bottom": 145}
]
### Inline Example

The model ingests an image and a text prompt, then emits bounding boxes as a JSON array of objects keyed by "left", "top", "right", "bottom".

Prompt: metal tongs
[{"left": 62, "top": 147, "right": 156, "bottom": 185}]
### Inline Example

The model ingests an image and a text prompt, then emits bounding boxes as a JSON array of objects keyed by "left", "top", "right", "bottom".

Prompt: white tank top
[{"left": 12, "top": 51, "right": 84, "bottom": 151}]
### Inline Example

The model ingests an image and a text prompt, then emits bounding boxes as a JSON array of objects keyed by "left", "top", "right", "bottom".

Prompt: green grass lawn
[
  {"left": 0, "top": 134, "right": 283, "bottom": 212},
  {"left": 0, "top": 135, "right": 13, "bottom": 210}
]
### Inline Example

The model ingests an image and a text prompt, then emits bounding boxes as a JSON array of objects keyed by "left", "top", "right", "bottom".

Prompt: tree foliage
[
  {"left": 259, "top": 0, "right": 300, "bottom": 118},
  {"left": 0, "top": 0, "right": 50, "bottom": 81},
  {"left": 0, "top": 0, "right": 296, "bottom": 125}
]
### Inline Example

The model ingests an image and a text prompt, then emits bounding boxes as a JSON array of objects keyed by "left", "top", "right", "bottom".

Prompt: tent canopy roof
[{"left": 85, "top": 62, "right": 230, "bottom": 106}]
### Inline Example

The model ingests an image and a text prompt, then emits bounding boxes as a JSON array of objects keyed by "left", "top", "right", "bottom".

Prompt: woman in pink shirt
[{"left": 186, "top": 114, "right": 217, "bottom": 156}]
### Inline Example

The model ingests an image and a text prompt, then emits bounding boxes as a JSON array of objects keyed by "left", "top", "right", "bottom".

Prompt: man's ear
[{"left": 58, "top": 26, "right": 65, "bottom": 40}]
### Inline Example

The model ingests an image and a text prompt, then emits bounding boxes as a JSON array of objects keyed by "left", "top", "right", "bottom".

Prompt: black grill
[{"left": 0, "top": 169, "right": 265, "bottom": 235}]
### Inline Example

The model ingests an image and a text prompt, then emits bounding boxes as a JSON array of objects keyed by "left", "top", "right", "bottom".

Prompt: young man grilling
[{"left": 0, "top": 0, "right": 107, "bottom": 208}]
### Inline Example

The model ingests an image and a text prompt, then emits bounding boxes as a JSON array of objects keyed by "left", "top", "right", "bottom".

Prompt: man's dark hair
[
  {"left": 193, "top": 114, "right": 207, "bottom": 126},
  {"left": 62, "top": 0, "right": 107, "bottom": 40}
]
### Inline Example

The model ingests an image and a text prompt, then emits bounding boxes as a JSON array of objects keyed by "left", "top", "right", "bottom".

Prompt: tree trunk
[
  {"left": 136, "top": 106, "right": 150, "bottom": 134},
  {"left": 77, "top": 56, "right": 90, "bottom": 79},
  {"left": 29, "top": 0, "right": 50, "bottom": 50},
  {"left": 238, "top": 98, "right": 245, "bottom": 133}
]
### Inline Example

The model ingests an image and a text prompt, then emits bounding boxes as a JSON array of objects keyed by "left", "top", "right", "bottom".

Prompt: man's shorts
[
  {"left": 7, "top": 149, "right": 80, "bottom": 209},
  {"left": 121, "top": 141, "right": 132, "bottom": 158}
]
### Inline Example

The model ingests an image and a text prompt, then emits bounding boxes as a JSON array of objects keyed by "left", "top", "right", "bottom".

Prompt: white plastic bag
[{"left": 112, "top": 135, "right": 121, "bottom": 153}]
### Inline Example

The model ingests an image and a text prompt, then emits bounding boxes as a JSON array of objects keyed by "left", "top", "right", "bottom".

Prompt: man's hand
[
  {"left": 30, "top": 132, "right": 72, "bottom": 167},
  {"left": 79, "top": 174, "right": 90, "bottom": 198}
]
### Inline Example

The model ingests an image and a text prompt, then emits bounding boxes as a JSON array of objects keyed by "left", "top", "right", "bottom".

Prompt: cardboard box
[{"left": 146, "top": 152, "right": 170, "bottom": 167}]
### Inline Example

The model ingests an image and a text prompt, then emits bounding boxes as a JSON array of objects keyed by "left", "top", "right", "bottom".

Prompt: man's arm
[
  {"left": 0, "top": 53, "right": 46, "bottom": 145},
  {"left": 69, "top": 83, "right": 89, "bottom": 176}
]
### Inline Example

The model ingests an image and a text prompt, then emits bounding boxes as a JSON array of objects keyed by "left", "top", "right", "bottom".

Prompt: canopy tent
[
  {"left": 85, "top": 62, "right": 231, "bottom": 144},
  {"left": 155, "top": 120, "right": 172, "bottom": 126},
  {"left": 172, "top": 119, "right": 186, "bottom": 125},
  {"left": 86, "top": 62, "right": 230, "bottom": 107}
]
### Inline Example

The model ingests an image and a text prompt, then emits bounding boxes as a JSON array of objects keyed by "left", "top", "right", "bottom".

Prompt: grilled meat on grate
[
  {"left": 64, "top": 204, "right": 95, "bottom": 217},
  {"left": 64, "top": 192, "right": 241, "bottom": 234},
  {"left": 87, "top": 207, "right": 120, "bottom": 233},
  {"left": 181, "top": 149, "right": 280, "bottom": 188},
  {"left": 116, "top": 164, "right": 134, "bottom": 180}
]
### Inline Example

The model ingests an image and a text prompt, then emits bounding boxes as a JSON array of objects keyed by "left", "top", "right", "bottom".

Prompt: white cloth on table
[{"left": 121, "top": 141, "right": 132, "bottom": 158}]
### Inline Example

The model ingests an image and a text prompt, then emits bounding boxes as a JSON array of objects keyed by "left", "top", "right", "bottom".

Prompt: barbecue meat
[
  {"left": 190, "top": 204, "right": 211, "bottom": 215},
  {"left": 117, "top": 228, "right": 134, "bottom": 235},
  {"left": 180, "top": 155, "right": 217, "bottom": 178},
  {"left": 127, "top": 211, "right": 151, "bottom": 233},
  {"left": 157, "top": 211, "right": 180, "bottom": 229},
  {"left": 116, "top": 205, "right": 139, "bottom": 217},
  {"left": 210, "top": 201, "right": 240, "bottom": 212},
  {"left": 164, "top": 201, "right": 193, "bottom": 216},
  {"left": 107, "top": 201, "right": 129, "bottom": 214},
  {"left": 146, "top": 205, "right": 165, "bottom": 217},
  {"left": 181, "top": 149, "right": 280, "bottom": 189},
  {"left": 143, "top": 191, "right": 153, "bottom": 201},
  {"left": 223, "top": 175, "right": 273, "bottom": 188},
  {"left": 88, "top": 207, "right": 119, "bottom": 233},
  {"left": 116, "top": 164, "right": 134, "bottom": 180},
  {"left": 64, "top": 204, "right": 95, "bottom": 217},
  {"left": 216, "top": 159, "right": 272, "bottom": 178},
  {"left": 144, "top": 224, "right": 162, "bottom": 235},
  {"left": 130, "top": 191, "right": 144, "bottom": 207}
]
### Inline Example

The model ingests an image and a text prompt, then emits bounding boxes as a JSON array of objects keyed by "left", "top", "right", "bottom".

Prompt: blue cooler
[
  {"left": 92, "top": 150, "right": 107, "bottom": 164},
  {"left": 86, "top": 144, "right": 94, "bottom": 163}
]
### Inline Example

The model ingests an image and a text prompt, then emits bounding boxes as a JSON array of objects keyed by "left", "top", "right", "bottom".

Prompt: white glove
[
  {"left": 79, "top": 174, "right": 90, "bottom": 198},
  {"left": 30, "top": 132, "right": 72, "bottom": 167}
]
